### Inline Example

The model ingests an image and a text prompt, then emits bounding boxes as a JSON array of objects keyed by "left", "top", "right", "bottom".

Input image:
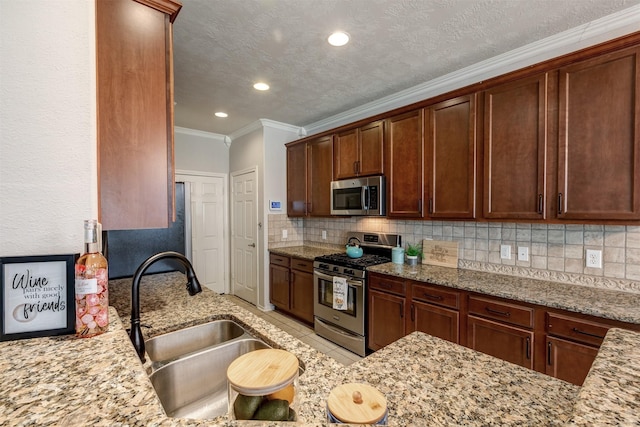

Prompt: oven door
[{"left": 313, "top": 270, "right": 365, "bottom": 335}]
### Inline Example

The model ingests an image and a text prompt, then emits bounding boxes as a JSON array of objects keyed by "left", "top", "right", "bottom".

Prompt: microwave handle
[{"left": 363, "top": 185, "right": 369, "bottom": 210}]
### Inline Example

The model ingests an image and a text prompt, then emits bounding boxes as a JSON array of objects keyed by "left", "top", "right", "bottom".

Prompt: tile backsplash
[{"left": 268, "top": 214, "right": 640, "bottom": 294}]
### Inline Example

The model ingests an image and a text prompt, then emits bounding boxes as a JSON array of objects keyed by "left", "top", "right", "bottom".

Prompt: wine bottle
[{"left": 75, "top": 220, "right": 109, "bottom": 337}]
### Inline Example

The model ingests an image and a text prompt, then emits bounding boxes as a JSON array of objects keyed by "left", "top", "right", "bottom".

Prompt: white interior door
[
  {"left": 176, "top": 172, "right": 228, "bottom": 294},
  {"left": 231, "top": 169, "right": 258, "bottom": 304}
]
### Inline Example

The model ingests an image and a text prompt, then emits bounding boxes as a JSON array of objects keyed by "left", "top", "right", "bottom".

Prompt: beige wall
[{"left": 0, "top": 1, "right": 96, "bottom": 256}]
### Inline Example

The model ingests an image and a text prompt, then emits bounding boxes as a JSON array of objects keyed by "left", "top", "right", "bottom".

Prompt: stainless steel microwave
[{"left": 330, "top": 176, "right": 386, "bottom": 216}]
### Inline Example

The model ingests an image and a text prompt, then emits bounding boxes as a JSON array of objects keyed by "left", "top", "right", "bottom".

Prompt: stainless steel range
[{"left": 313, "top": 232, "right": 400, "bottom": 357}]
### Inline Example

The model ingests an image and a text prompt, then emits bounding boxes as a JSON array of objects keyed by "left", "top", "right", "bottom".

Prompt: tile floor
[{"left": 223, "top": 295, "right": 363, "bottom": 366}]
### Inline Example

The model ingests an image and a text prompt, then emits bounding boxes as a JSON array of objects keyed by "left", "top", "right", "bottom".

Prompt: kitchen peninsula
[{"left": 1, "top": 268, "right": 639, "bottom": 425}]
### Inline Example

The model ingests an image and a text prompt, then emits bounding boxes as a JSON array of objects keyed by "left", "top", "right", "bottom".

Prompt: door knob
[{"left": 248, "top": 243, "right": 256, "bottom": 247}]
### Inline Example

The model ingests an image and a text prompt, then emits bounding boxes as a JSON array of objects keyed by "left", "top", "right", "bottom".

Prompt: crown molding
[
  {"left": 302, "top": 4, "right": 640, "bottom": 136},
  {"left": 175, "top": 126, "right": 227, "bottom": 140},
  {"left": 228, "top": 118, "right": 303, "bottom": 142}
]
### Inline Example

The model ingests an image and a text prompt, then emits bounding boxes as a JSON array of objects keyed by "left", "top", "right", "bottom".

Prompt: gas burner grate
[{"left": 315, "top": 253, "right": 391, "bottom": 269}]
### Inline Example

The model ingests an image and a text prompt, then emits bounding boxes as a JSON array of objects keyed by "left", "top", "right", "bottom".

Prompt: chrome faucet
[{"left": 129, "top": 251, "right": 202, "bottom": 361}]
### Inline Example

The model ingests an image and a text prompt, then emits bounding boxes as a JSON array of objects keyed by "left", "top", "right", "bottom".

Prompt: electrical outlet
[
  {"left": 282, "top": 229, "right": 288, "bottom": 239},
  {"left": 322, "top": 230, "right": 327, "bottom": 240},
  {"left": 500, "top": 245, "right": 511, "bottom": 259},
  {"left": 518, "top": 246, "right": 529, "bottom": 261},
  {"left": 586, "top": 249, "right": 602, "bottom": 268}
]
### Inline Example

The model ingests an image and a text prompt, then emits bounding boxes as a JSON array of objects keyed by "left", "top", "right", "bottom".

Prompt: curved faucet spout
[{"left": 130, "top": 251, "right": 202, "bottom": 362}]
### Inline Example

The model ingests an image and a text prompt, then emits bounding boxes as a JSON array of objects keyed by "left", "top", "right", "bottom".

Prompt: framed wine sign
[{"left": 0, "top": 254, "right": 78, "bottom": 341}]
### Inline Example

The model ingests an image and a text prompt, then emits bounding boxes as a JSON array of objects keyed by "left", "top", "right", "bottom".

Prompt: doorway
[
  {"left": 230, "top": 168, "right": 258, "bottom": 305},
  {"left": 176, "top": 171, "right": 228, "bottom": 294}
]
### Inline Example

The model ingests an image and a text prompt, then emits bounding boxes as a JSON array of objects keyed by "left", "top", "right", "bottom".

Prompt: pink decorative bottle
[{"left": 75, "top": 220, "right": 109, "bottom": 337}]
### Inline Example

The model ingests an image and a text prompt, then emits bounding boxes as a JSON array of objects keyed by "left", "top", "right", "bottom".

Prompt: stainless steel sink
[
  {"left": 149, "top": 337, "right": 270, "bottom": 419},
  {"left": 145, "top": 320, "right": 245, "bottom": 366}
]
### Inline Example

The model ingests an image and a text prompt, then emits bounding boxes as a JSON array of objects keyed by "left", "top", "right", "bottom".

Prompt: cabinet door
[
  {"left": 307, "top": 135, "right": 333, "bottom": 216},
  {"left": 358, "top": 121, "right": 384, "bottom": 177},
  {"left": 385, "top": 109, "right": 425, "bottom": 217},
  {"left": 557, "top": 46, "right": 640, "bottom": 220},
  {"left": 334, "top": 128, "right": 359, "bottom": 180},
  {"left": 97, "top": 0, "right": 179, "bottom": 230},
  {"left": 483, "top": 74, "right": 548, "bottom": 220},
  {"left": 287, "top": 143, "right": 307, "bottom": 216},
  {"left": 269, "top": 264, "right": 290, "bottom": 309},
  {"left": 467, "top": 316, "right": 534, "bottom": 369},
  {"left": 426, "top": 95, "right": 477, "bottom": 219},
  {"left": 411, "top": 300, "right": 459, "bottom": 344},
  {"left": 546, "top": 336, "right": 598, "bottom": 386},
  {"left": 290, "top": 269, "right": 314, "bottom": 324},
  {"left": 368, "top": 289, "right": 407, "bottom": 351}
]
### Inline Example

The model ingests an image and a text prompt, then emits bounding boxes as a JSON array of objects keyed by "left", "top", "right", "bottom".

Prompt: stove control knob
[
  {"left": 344, "top": 269, "right": 354, "bottom": 276},
  {"left": 333, "top": 266, "right": 339, "bottom": 272}
]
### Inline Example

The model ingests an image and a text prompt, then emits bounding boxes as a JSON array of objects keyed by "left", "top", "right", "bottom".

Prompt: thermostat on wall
[{"left": 269, "top": 200, "right": 282, "bottom": 211}]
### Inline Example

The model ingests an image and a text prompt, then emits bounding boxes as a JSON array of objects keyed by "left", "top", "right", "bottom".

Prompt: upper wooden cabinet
[
  {"left": 286, "top": 136, "right": 333, "bottom": 217},
  {"left": 96, "top": 0, "right": 181, "bottom": 230},
  {"left": 385, "top": 109, "right": 425, "bottom": 218},
  {"left": 483, "top": 74, "right": 550, "bottom": 220},
  {"left": 287, "top": 142, "right": 307, "bottom": 216},
  {"left": 557, "top": 46, "right": 640, "bottom": 221},
  {"left": 333, "top": 121, "right": 384, "bottom": 179},
  {"left": 426, "top": 95, "right": 477, "bottom": 219}
]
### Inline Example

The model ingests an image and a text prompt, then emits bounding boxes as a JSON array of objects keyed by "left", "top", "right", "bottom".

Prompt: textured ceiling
[{"left": 173, "top": 0, "right": 640, "bottom": 136}]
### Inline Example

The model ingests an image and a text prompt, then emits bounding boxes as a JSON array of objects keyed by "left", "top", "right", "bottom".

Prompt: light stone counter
[
  {"left": 1, "top": 271, "right": 639, "bottom": 426},
  {"left": 368, "top": 262, "right": 640, "bottom": 324}
]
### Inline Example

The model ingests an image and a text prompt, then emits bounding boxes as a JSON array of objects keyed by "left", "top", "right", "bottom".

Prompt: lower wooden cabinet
[
  {"left": 289, "top": 258, "right": 314, "bottom": 324},
  {"left": 545, "top": 336, "right": 598, "bottom": 386},
  {"left": 269, "top": 255, "right": 290, "bottom": 309},
  {"left": 467, "top": 315, "right": 534, "bottom": 369},
  {"left": 368, "top": 289, "right": 406, "bottom": 351},
  {"left": 269, "top": 254, "right": 314, "bottom": 325},
  {"left": 411, "top": 300, "right": 459, "bottom": 344}
]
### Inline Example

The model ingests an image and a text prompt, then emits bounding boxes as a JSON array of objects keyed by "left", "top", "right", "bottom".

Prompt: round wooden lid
[
  {"left": 226, "top": 349, "right": 298, "bottom": 395},
  {"left": 327, "top": 383, "right": 387, "bottom": 424}
]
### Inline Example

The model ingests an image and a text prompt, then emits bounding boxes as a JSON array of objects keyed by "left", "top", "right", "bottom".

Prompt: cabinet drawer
[
  {"left": 468, "top": 296, "right": 534, "bottom": 328},
  {"left": 411, "top": 283, "right": 459, "bottom": 309},
  {"left": 369, "top": 275, "right": 406, "bottom": 296},
  {"left": 546, "top": 312, "right": 609, "bottom": 346},
  {"left": 269, "top": 253, "right": 290, "bottom": 267},
  {"left": 291, "top": 257, "right": 313, "bottom": 273}
]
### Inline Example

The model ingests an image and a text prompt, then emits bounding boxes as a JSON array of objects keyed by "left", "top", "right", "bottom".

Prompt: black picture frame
[{"left": 0, "top": 253, "right": 78, "bottom": 341}]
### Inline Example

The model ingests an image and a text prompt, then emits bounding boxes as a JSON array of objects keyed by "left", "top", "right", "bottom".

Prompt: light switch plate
[
  {"left": 500, "top": 245, "right": 511, "bottom": 259},
  {"left": 518, "top": 246, "right": 529, "bottom": 261},
  {"left": 282, "top": 229, "right": 288, "bottom": 239}
]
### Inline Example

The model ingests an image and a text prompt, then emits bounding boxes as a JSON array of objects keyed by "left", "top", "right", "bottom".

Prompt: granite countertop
[
  {"left": 1, "top": 270, "right": 639, "bottom": 425},
  {"left": 367, "top": 262, "right": 640, "bottom": 325}
]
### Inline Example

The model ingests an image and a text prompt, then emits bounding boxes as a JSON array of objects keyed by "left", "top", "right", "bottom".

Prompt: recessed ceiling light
[
  {"left": 328, "top": 31, "right": 350, "bottom": 47},
  {"left": 253, "top": 82, "right": 270, "bottom": 91},
  {"left": 214, "top": 112, "right": 228, "bottom": 118}
]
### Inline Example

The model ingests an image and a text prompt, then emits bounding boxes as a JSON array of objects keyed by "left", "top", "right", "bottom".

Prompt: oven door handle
[{"left": 314, "top": 270, "right": 363, "bottom": 287}]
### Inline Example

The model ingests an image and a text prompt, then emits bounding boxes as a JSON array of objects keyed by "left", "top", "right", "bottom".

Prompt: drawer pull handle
[
  {"left": 572, "top": 327, "right": 605, "bottom": 340},
  {"left": 485, "top": 307, "right": 511, "bottom": 317},
  {"left": 526, "top": 337, "right": 531, "bottom": 360},
  {"left": 547, "top": 342, "right": 552, "bottom": 366},
  {"left": 422, "top": 293, "right": 443, "bottom": 301}
]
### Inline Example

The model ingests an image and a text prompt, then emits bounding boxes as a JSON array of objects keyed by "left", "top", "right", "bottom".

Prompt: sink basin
[
  {"left": 149, "top": 337, "right": 270, "bottom": 419},
  {"left": 145, "top": 320, "right": 245, "bottom": 366}
]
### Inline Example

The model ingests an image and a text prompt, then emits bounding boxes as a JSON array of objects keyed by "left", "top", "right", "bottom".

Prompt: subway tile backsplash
[{"left": 268, "top": 214, "right": 640, "bottom": 294}]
